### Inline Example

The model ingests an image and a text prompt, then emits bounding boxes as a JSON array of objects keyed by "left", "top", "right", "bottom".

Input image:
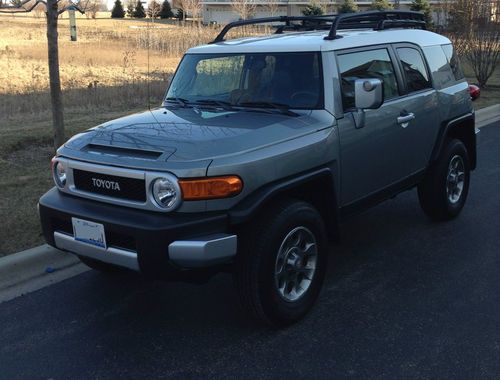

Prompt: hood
[{"left": 59, "top": 107, "right": 333, "bottom": 171}]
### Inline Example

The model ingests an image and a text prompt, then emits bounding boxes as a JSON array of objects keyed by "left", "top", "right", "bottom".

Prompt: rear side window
[
  {"left": 396, "top": 47, "right": 432, "bottom": 93},
  {"left": 442, "top": 44, "right": 465, "bottom": 81},
  {"left": 422, "top": 45, "right": 455, "bottom": 89},
  {"left": 337, "top": 48, "right": 399, "bottom": 111}
]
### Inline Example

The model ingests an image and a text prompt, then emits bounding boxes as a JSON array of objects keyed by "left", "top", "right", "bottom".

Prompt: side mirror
[{"left": 355, "top": 79, "right": 383, "bottom": 110}]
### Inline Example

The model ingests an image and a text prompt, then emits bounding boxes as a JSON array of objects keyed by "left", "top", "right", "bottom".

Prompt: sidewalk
[
  {"left": 476, "top": 104, "right": 500, "bottom": 128},
  {"left": 0, "top": 244, "right": 87, "bottom": 303}
]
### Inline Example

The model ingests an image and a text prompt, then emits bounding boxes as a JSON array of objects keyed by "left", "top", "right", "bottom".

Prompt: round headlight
[
  {"left": 152, "top": 177, "right": 181, "bottom": 210},
  {"left": 53, "top": 161, "right": 67, "bottom": 188}
]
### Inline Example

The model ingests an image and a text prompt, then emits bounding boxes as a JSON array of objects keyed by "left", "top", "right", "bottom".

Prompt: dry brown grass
[
  {"left": 0, "top": 110, "right": 143, "bottom": 256},
  {"left": 0, "top": 14, "right": 498, "bottom": 255},
  {"left": 0, "top": 15, "right": 268, "bottom": 118},
  {"left": 0, "top": 16, "right": 191, "bottom": 118},
  {"left": 0, "top": 13, "right": 271, "bottom": 255},
  {"left": 0, "top": 14, "right": 220, "bottom": 255}
]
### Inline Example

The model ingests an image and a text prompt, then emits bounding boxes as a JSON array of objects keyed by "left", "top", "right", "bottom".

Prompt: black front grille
[
  {"left": 73, "top": 169, "right": 146, "bottom": 202},
  {"left": 52, "top": 217, "right": 73, "bottom": 235}
]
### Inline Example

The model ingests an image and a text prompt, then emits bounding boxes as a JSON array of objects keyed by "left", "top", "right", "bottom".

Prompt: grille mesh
[{"left": 73, "top": 169, "right": 146, "bottom": 202}]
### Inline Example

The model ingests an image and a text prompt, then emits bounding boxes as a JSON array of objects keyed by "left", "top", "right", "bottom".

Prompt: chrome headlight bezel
[
  {"left": 52, "top": 160, "right": 67, "bottom": 189},
  {"left": 151, "top": 174, "right": 182, "bottom": 211}
]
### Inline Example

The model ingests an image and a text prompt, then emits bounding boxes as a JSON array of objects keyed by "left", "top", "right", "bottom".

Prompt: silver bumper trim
[
  {"left": 169, "top": 234, "right": 237, "bottom": 268},
  {"left": 54, "top": 232, "right": 139, "bottom": 271}
]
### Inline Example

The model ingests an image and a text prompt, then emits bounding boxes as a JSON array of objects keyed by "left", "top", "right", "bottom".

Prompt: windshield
[{"left": 165, "top": 52, "right": 323, "bottom": 110}]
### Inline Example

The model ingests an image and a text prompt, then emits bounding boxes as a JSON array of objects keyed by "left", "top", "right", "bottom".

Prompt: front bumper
[{"left": 39, "top": 188, "right": 237, "bottom": 278}]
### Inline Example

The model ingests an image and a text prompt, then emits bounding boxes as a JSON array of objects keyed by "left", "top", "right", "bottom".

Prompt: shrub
[
  {"left": 133, "top": 0, "right": 146, "bottom": 18},
  {"left": 410, "top": 0, "right": 433, "bottom": 28},
  {"left": 302, "top": 3, "right": 323, "bottom": 16},
  {"left": 111, "top": 0, "right": 126, "bottom": 18},
  {"left": 369, "top": 0, "right": 393, "bottom": 11},
  {"left": 338, "top": 0, "right": 358, "bottom": 14},
  {"left": 160, "top": 0, "right": 174, "bottom": 18},
  {"left": 126, "top": 0, "right": 135, "bottom": 17}
]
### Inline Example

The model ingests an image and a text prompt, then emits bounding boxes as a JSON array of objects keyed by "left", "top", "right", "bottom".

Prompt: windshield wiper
[
  {"left": 193, "top": 99, "right": 235, "bottom": 111},
  {"left": 236, "top": 101, "right": 298, "bottom": 116},
  {"left": 165, "top": 97, "right": 189, "bottom": 107}
]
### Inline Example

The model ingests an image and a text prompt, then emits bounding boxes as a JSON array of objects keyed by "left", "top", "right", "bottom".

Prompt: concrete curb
[
  {"left": 0, "top": 245, "right": 88, "bottom": 303},
  {"left": 0, "top": 103, "right": 498, "bottom": 303},
  {"left": 476, "top": 104, "right": 500, "bottom": 128}
]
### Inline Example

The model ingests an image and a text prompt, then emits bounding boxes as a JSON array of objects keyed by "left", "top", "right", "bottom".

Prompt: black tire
[
  {"left": 78, "top": 255, "right": 127, "bottom": 273},
  {"left": 418, "top": 139, "right": 470, "bottom": 221},
  {"left": 233, "top": 199, "right": 328, "bottom": 327}
]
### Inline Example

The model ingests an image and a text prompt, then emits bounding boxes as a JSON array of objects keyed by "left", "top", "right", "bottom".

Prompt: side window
[
  {"left": 337, "top": 49, "right": 399, "bottom": 111},
  {"left": 396, "top": 47, "right": 432, "bottom": 93},
  {"left": 442, "top": 44, "right": 465, "bottom": 81},
  {"left": 422, "top": 46, "right": 455, "bottom": 89}
]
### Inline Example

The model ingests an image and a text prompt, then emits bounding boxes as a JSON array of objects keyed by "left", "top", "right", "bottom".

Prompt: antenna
[
  {"left": 147, "top": 12, "right": 151, "bottom": 112},
  {"left": 146, "top": 11, "right": 162, "bottom": 127}
]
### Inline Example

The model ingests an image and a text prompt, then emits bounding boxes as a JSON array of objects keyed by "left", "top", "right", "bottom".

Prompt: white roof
[{"left": 188, "top": 29, "right": 451, "bottom": 54}]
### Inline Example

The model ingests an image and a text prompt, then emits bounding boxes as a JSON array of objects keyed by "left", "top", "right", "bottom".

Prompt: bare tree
[
  {"left": 85, "top": 0, "right": 101, "bottom": 18},
  {"left": 0, "top": 0, "right": 90, "bottom": 150},
  {"left": 185, "top": 0, "right": 201, "bottom": 23},
  {"left": 464, "top": 25, "right": 500, "bottom": 87},
  {"left": 443, "top": 0, "right": 500, "bottom": 87},
  {"left": 33, "top": 0, "right": 46, "bottom": 17},
  {"left": 177, "top": 0, "right": 187, "bottom": 20},
  {"left": 147, "top": 0, "right": 161, "bottom": 18},
  {"left": 175, "top": 0, "right": 200, "bottom": 23},
  {"left": 230, "top": 0, "right": 256, "bottom": 20},
  {"left": 265, "top": 0, "right": 280, "bottom": 17},
  {"left": 319, "top": 0, "right": 334, "bottom": 15}
]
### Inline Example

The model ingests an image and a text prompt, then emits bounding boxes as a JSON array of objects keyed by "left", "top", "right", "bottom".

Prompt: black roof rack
[
  {"left": 324, "top": 10, "right": 426, "bottom": 40},
  {"left": 210, "top": 11, "right": 426, "bottom": 44}
]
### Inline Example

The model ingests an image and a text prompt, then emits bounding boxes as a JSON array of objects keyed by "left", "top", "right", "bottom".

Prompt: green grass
[
  {"left": 0, "top": 108, "right": 142, "bottom": 256},
  {"left": 464, "top": 63, "right": 500, "bottom": 110}
]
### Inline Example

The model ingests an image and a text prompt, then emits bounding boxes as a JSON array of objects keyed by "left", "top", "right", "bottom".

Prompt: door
[
  {"left": 335, "top": 46, "right": 432, "bottom": 207},
  {"left": 392, "top": 44, "right": 440, "bottom": 168}
]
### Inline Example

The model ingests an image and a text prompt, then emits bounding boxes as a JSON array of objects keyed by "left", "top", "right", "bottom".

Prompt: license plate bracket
[{"left": 72, "top": 217, "right": 107, "bottom": 249}]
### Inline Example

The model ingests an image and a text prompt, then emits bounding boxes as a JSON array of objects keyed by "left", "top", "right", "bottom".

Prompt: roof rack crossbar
[
  {"left": 211, "top": 15, "right": 336, "bottom": 43},
  {"left": 209, "top": 11, "right": 426, "bottom": 44},
  {"left": 324, "top": 10, "right": 426, "bottom": 40}
]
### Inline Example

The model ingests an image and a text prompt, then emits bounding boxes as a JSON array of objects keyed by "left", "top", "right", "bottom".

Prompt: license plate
[{"left": 72, "top": 217, "right": 106, "bottom": 249}]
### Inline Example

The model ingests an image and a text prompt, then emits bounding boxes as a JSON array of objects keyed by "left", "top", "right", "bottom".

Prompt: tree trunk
[{"left": 46, "top": 0, "right": 65, "bottom": 151}]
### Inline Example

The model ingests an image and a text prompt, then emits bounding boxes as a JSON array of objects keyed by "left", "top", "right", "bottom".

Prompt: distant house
[{"left": 201, "top": 0, "right": 442, "bottom": 25}]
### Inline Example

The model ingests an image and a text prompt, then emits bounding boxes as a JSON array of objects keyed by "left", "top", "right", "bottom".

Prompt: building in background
[{"left": 201, "top": 0, "right": 446, "bottom": 24}]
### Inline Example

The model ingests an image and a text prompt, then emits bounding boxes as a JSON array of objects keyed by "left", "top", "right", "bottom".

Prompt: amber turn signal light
[{"left": 179, "top": 176, "right": 243, "bottom": 200}]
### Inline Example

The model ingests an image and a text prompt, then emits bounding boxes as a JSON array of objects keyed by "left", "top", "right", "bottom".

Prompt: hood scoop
[{"left": 83, "top": 143, "right": 167, "bottom": 161}]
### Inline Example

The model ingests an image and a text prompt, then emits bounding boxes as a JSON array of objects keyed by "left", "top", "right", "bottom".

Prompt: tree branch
[
  {"left": 57, "top": 3, "right": 86, "bottom": 15},
  {"left": 0, "top": 0, "right": 87, "bottom": 14},
  {"left": 0, "top": 0, "right": 46, "bottom": 12}
]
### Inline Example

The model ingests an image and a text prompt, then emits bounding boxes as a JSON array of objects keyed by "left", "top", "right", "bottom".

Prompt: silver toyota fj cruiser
[{"left": 39, "top": 11, "right": 479, "bottom": 326}]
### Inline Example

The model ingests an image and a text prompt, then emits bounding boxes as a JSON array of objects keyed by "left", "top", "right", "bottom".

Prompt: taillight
[{"left": 469, "top": 84, "right": 480, "bottom": 101}]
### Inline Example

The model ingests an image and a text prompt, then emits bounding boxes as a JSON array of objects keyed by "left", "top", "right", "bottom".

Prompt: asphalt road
[{"left": 1, "top": 123, "right": 499, "bottom": 379}]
